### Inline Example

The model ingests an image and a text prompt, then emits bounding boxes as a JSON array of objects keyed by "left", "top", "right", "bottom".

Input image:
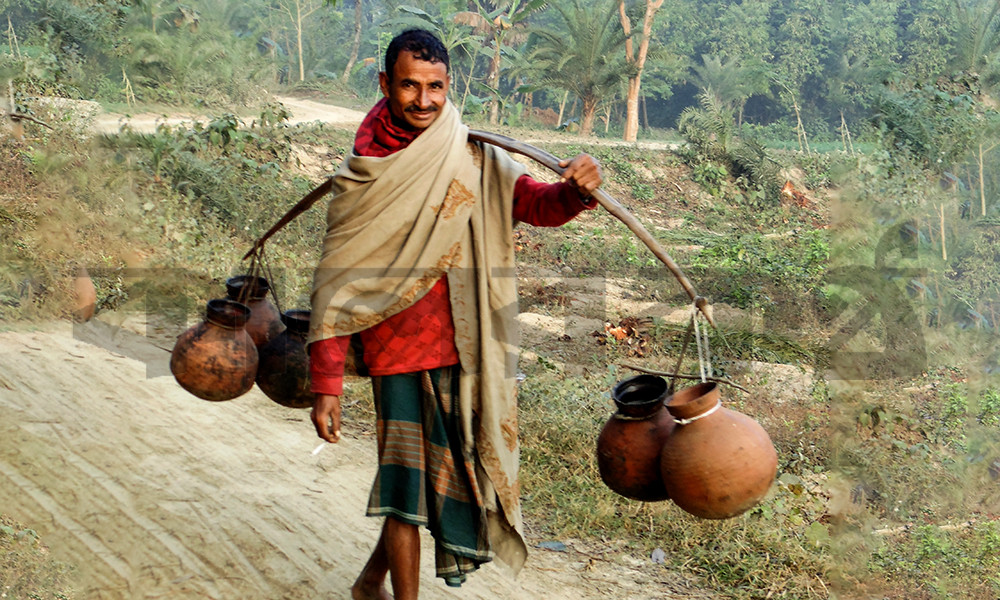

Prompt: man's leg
[
  {"left": 385, "top": 516, "right": 420, "bottom": 599},
  {"left": 352, "top": 517, "right": 420, "bottom": 600},
  {"left": 351, "top": 522, "right": 391, "bottom": 600}
]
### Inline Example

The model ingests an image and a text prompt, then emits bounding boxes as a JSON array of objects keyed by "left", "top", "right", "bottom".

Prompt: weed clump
[{"left": 0, "top": 514, "right": 74, "bottom": 600}]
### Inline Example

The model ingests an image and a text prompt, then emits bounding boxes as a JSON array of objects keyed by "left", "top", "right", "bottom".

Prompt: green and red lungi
[{"left": 368, "top": 366, "right": 492, "bottom": 587}]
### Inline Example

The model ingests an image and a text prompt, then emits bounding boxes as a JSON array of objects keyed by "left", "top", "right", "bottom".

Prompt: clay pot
[
  {"left": 225, "top": 275, "right": 283, "bottom": 348},
  {"left": 659, "top": 382, "right": 777, "bottom": 519},
  {"left": 73, "top": 267, "right": 97, "bottom": 322},
  {"left": 256, "top": 309, "right": 314, "bottom": 409},
  {"left": 596, "top": 375, "right": 675, "bottom": 502},
  {"left": 170, "top": 299, "right": 259, "bottom": 402}
]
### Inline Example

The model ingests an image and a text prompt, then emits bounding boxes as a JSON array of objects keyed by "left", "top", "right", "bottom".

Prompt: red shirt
[{"left": 310, "top": 100, "right": 595, "bottom": 395}]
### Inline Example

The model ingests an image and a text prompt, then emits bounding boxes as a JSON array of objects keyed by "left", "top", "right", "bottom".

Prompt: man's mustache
[{"left": 405, "top": 105, "right": 438, "bottom": 113}]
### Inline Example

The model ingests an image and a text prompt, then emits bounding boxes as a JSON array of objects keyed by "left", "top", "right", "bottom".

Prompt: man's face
[{"left": 379, "top": 50, "right": 450, "bottom": 130}]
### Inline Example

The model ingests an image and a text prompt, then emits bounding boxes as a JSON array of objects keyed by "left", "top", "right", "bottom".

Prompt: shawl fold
[{"left": 309, "top": 100, "right": 529, "bottom": 572}]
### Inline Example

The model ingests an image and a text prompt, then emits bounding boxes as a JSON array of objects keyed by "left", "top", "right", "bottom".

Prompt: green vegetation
[
  {"left": 0, "top": 514, "right": 74, "bottom": 599},
  {"left": 4, "top": 0, "right": 1000, "bottom": 598}
]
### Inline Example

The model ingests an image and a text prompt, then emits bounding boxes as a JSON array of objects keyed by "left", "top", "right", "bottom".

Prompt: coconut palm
[{"left": 526, "top": 0, "right": 629, "bottom": 135}]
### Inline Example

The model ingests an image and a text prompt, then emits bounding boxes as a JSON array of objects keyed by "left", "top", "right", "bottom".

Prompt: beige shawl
[{"left": 308, "top": 100, "right": 529, "bottom": 572}]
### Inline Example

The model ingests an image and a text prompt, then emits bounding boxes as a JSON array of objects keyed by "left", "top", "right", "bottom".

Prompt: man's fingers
[
  {"left": 311, "top": 394, "right": 342, "bottom": 443},
  {"left": 559, "top": 154, "right": 602, "bottom": 194}
]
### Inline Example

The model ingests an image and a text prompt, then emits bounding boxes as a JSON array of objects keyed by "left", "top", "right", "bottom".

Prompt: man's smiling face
[{"left": 379, "top": 50, "right": 450, "bottom": 130}]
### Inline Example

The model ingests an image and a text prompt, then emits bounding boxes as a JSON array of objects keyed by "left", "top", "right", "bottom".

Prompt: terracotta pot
[
  {"left": 225, "top": 275, "right": 283, "bottom": 348},
  {"left": 660, "top": 382, "right": 777, "bottom": 519},
  {"left": 256, "top": 309, "right": 314, "bottom": 409},
  {"left": 170, "top": 299, "right": 259, "bottom": 402},
  {"left": 596, "top": 375, "right": 675, "bottom": 502},
  {"left": 73, "top": 267, "right": 97, "bottom": 322}
]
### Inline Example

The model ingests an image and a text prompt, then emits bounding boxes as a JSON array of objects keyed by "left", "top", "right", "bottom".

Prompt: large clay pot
[
  {"left": 225, "top": 275, "right": 283, "bottom": 348},
  {"left": 170, "top": 299, "right": 259, "bottom": 402},
  {"left": 659, "top": 382, "right": 777, "bottom": 519},
  {"left": 596, "top": 375, "right": 675, "bottom": 502},
  {"left": 256, "top": 309, "right": 314, "bottom": 409}
]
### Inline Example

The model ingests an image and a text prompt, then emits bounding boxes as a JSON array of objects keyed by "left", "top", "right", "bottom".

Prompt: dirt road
[
  {"left": 2, "top": 95, "right": 711, "bottom": 599},
  {"left": 0, "top": 315, "right": 709, "bottom": 599},
  {"left": 91, "top": 96, "right": 367, "bottom": 135}
]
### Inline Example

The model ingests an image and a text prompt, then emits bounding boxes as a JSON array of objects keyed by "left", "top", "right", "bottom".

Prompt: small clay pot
[
  {"left": 256, "top": 309, "right": 314, "bottom": 409},
  {"left": 170, "top": 299, "right": 259, "bottom": 401},
  {"left": 659, "top": 382, "right": 777, "bottom": 519},
  {"left": 596, "top": 375, "right": 675, "bottom": 502},
  {"left": 225, "top": 275, "right": 283, "bottom": 348}
]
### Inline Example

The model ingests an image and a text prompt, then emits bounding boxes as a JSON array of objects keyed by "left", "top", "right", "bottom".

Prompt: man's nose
[{"left": 416, "top": 88, "right": 431, "bottom": 107}]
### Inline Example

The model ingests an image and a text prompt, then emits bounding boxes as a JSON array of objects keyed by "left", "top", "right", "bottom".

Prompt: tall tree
[
  {"left": 340, "top": 0, "right": 362, "bottom": 83},
  {"left": 897, "top": 0, "right": 955, "bottom": 81},
  {"left": 690, "top": 54, "right": 770, "bottom": 127},
  {"left": 528, "top": 0, "right": 627, "bottom": 135},
  {"left": 456, "top": 0, "right": 546, "bottom": 124},
  {"left": 619, "top": 0, "right": 664, "bottom": 142},
  {"left": 273, "top": 0, "right": 338, "bottom": 81}
]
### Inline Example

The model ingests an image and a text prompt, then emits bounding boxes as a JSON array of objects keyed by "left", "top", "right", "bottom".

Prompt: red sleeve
[
  {"left": 309, "top": 336, "right": 351, "bottom": 396},
  {"left": 512, "top": 174, "right": 598, "bottom": 226}
]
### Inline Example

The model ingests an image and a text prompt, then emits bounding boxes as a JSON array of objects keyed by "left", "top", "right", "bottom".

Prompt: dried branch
[{"left": 619, "top": 362, "right": 750, "bottom": 394}]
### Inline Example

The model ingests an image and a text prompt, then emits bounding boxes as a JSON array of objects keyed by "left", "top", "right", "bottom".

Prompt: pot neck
[{"left": 666, "top": 382, "right": 721, "bottom": 421}]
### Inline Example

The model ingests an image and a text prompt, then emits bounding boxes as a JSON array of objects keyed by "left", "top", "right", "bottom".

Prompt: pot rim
[
  {"left": 612, "top": 374, "right": 669, "bottom": 419},
  {"left": 281, "top": 309, "right": 311, "bottom": 334},
  {"left": 226, "top": 275, "right": 270, "bottom": 301},
  {"left": 665, "top": 381, "right": 720, "bottom": 420},
  {"left": 206, "top": 299, "right": 251, "bottom": 329}
]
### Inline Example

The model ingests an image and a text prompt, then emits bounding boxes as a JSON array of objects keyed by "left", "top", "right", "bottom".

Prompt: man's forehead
[{"left": 393, "top": 52, "right": 448, "bottom": 77}]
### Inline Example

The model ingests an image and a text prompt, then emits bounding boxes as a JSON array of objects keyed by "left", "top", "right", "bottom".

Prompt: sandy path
[
  {"left": 0, "top": 316, "right": 708, "bottom": 599},
  {"left": 92, "top": 96, "right": 366, "bottom": 135}
]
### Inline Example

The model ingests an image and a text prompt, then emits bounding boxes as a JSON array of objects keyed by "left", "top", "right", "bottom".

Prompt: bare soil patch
[{"left": 0, "top": 318, "right": 709, "bottom": 598}]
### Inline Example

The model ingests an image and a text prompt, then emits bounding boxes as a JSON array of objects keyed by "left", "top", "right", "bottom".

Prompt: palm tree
[
  {"left": 527, "top": 0, "right": 629, "bottom": 135},
  {"left": 689, "top": 54, "right": 770, "bottom": 128},
  {"left": 952, "top": 0, "right": 1000, "bottom": 90}
]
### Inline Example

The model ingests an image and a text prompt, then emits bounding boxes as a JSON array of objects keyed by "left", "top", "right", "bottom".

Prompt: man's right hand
[{"left": 312, "top": 393, "right": 342, "bottom": 443}]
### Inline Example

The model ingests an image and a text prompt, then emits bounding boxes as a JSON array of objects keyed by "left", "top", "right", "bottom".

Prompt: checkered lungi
[{"left": 367, "top": 365, "right": 492, "bottom": 586}]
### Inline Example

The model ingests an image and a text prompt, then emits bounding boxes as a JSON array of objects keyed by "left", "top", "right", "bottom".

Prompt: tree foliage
[{"left": 527, "top": 0, "right": 627, "bottom": 135}]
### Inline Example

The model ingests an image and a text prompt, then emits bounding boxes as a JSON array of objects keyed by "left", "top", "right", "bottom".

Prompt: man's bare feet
[{"left": 351, "top": 573, "right": 393, "bottom": 600}]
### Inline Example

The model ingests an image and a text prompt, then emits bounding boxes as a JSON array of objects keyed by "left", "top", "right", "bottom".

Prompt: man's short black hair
[{"left": 384, "top": 29, "right": 449, "bottom": 80}]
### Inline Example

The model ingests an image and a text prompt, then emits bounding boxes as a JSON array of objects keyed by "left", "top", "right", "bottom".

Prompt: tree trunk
[
  {"left": 460, "top": 68, "right": 473, "bottom": 115},
  {"left": 488, "top": 36, "right": 502, "bottom": 125},
  {"left": 641, "top": 93, "right": 649, "bottom": 132},
  {"left": 296, "top": 2, "right": 305, "bottom": 82},
  {"left": 340, "top": 0, "right": 362, "bottom": 83},
  {"left": 624, "top": 77, "right": 641, "bottom": 141},
  {"left": 557, "top": 89, "right": 569, "bottom": 126},
  {"left": 619, "top": 0, "right": 664, "bottom": 142},
  {"left": 580, "top": 97, "right": 598, "bottom": 136}
]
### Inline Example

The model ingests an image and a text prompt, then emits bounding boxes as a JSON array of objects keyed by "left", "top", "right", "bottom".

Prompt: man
[{"left": 307, "top": 29, "right": 602, "bottom": 599}]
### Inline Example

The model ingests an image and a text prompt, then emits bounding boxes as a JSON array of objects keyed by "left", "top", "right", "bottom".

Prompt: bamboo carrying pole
[
  {"left": 467, "top": 129, "right": 714, "bottom": 326},
  {"left": 243, "top": 130, "right": 713, "bottom": 326}
]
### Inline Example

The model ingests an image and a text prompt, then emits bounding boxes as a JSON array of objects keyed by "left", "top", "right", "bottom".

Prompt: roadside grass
[{"left": 0, "top": 514, "right": 74, "bottom": 600}]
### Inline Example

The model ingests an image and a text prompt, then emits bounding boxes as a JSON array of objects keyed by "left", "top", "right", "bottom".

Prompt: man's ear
[{"left": 378, "top": 71, "right": 390, "bottom": 98}]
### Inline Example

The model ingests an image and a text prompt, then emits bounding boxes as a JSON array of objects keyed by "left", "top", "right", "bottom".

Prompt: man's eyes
[{"left": 400, "top": 81, "right": 444, "bottom": 89}]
